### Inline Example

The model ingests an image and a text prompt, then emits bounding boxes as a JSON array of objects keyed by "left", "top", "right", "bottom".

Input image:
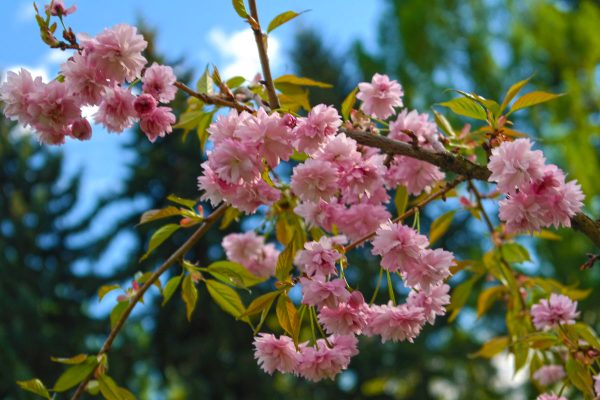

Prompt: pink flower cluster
[
  {"left": 253, "top": 333, "right": 358, "bottom": 381},
  {"left": 488, "top": 139, "right": 584, "bottom": 233},
  {"left": 531, "top": 293, "right": 579, "bottom": 331},
  {"left": 221, "top": 231, "right": 279, "bottom": 278},
  {"left": 533, "top": 364, "right": 565, "bottom": 386},
  {"left": 356, "top": 73, "right": 404, "bottom": 119},
  {"left": 0, "top": 24, "right": 177, "bottom": 144},
  {"left": 45, "top": 0, "right": 77, "bottom": 16},
  {"left": 537, "top": 394, "right": 567, "bottom": 400}
]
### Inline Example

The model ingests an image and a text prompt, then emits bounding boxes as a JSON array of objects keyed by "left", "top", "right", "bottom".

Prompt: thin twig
[
  {"left": 70, "top": 204, "right": 229, "bottom": 400},
  {"left": 344, "top": 177, "right": 465, "bottom": 252},
  {"left": 248, "top": 0, "right": 280, "bottom": 110},
  {"left": 174, "top": 81, "right": 253, "bottom": 113},
  {"left": 467, "top": 180, "right": 495, "bottom": 236}
]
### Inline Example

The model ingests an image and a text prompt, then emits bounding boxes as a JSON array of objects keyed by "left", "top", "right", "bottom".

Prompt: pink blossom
[
  {"left": 69, "top": 118, "right": 92, "bottom": 141},
  {"left": 208, "top": 138, "right": 262, "bottom": 184},
  {"left": 407, "top": 284, "right": 451, "bottom": 324},
  {"left": 142, "top": 62, "right": 177, "bottom": 103},
  {"left": 227, "top": 180, "right": 280, "bottom": 214},
  {"left": 498, "top": 191, "right": 546, "bottom": 233},
  {"left": 371, "top": 221, "right": 428, "bottom": 273},
  {"left": 296, "top": 335, "right": 358, "bottom": 381},
  {"left": 536, "top": 394, "right": 567, "bottom": 400},
  {"left": 364, "top": 302, "right": 426, "bottom": 343},
  {"left": 134, "top": 93, "right": 157, "bottom": 116},
  {"left": 300, "top": 277, "right": 350, "bottom": 308},
  {"left": 294, "top": 104, "right": 342, "bottom": 153},
  {"left": 313, "top": 133, "right": 361, "bottom": 170},
  {"left": 197, "top": 162, "right": 234, "bottom": 206},
  {"left": 402, "top": 248, "right": 454, "bottom": 292},
  {"left": 81, "top": 24, "right": 147, "bottom": 82},
  {"left": 594, "top": 373, "right": 600, "bottom": 397},
  {"left": 207, "top": 110, "right": 249, "bottom": 144},
  {"left": 61, "top": 52, "right": 108, "bottom": 105},
  {"left": 356, "top": 73, "right": 404, "bottom": 119},
  {"left": 318, "top": 291, "right": 368, "bottom": 335},
  {"left": 291, "top": 159, "right": 339, "bottom": 202},
  {"left": 0, "top": 69, "right": 43, "bottom": 124},
  {"left": 222, "top": 231, "right": 278, "bottom": 278},
  {"left": 140, "top": 106, "right": 175, "bottom": 142},
  {"left": 538, "top": 181, "right": 584, "bottom": 229},
  {"left": 488, "top": 138, "right": 546, "bottom": 194},
  {"left": 45, "top": 0, "right": 77, "bottom": 16},
  {"left": 294, "top": 200, "right": 337, "bottom": 231},
  {"left": 94, "top": 86, "right": 137, "bottom": 133},
  {"left": 339, "top": 155, "right": 386, "bottom": 203},
  {"left": 531, "top": 293, "right": 579, "bottom": 330},
  {"left": 389, "top": 109, "right": 439, "bottom": 146},
  {"left": 253, "top": 334, "right": 299, "bottom": 374},
  {"left": 236, "top": 108, "right": 294, "bottom": 168},
  {"left": 533, "top": 365, "right": 566, "bottom": 386},
  {"left": 294, "top": 235, "right": 345, "bottom": 277},
  {"left": 385, "top": 156, "right": 445, "bottom": 195},
  {"left": 334, "top": 203, "right": 391, "bottom": 242}
]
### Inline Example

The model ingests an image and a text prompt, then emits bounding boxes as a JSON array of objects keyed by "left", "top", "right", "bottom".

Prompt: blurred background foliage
[{"left": 1, "top": 0, "right": 599, "bottom": 398}]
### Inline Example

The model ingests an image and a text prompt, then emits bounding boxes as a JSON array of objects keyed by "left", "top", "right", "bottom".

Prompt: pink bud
[
  {"left": 69, "top": 118, "right": 92, "bottom": 141},
  {"left": 281, "top": 113, "right": 297, "bottom": 129},
  {"left": 134, "top": 94, "right": 157, "bottom": 116}
]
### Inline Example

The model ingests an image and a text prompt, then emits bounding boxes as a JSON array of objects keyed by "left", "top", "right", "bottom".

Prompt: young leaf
[
  {"left": 240, "top": 290, "right": 280, "bottom": 318},
  {"left": 432, "top": 108, "right": 455, "bottom": 137},
  {"left": 274, "top": 74, "right": 332, "bottom": 88},
  {"left": 476, "top": 285, "right": 505, "bottom": 318},
  {"left": 16, "top": 379, "right": 51, "bottom": 399},
  {"left": 275, "top": 231, "right": 298, "bottom": 280},
  {"left": 219, "top": 207, "right": 240, "bottom": 230},
  {"left": 166, "top": 194, "right": 197, "bottom": 209},
  {"left": 394, "top": 186, "right": 409, "bottom": 215},
  {"left": 508, "top": 91, "right": 564, "bottom": 114},
  {"left": 429, "top": 210, "right": 456, "bottom": 245},
  {"left": 50, "top": 354, "right": 88, "bottom": 365},
  {"left": 500, "top": 243, "right": 530, "bottom": 263},
  {"left": 98, "top": 375, "right": 136, "bottom": 400},
  {"left": 341, "top": 87, "right": 359, "bottom": 120},
  {"left": 53, "top": 357, "right": 98, "bottom": 392},
  {"left": 267, "top": 10, "right": 305, "bottom": 33},
  {"left": 162, "top": 275, "right": 182, "bottom": 306},
  {"left": 139, "top": 206, "right": 182, "bottom": 225},
  {"left": 206, "top": 260, "right": 265, "bottom": 288},
  {"left": 226, "top": 76, "right": 246, "bottom": 88},
  {"left": 276, "top": 216, "right": 293, "bottom": 245},
  {"left": 110, "top": 301, "right": 129, "bottom": 329},
  {"left": 438, "top": 97, "right": 487, "bottom": 121},
  {"left": 205, "top": 280, "right": 246, "bottom": 319},
  {"left": 140, "top": 223, "right": 180, "bottom": 261},
  {"left": 447, "top": 274, "right": 480, "bottom": 322},
  {"left": 276, "top": 294, "right": 300, "bottom": 339},
  {"left": 181, "top": 274, "right": 198, "bottom": 321},
  {"left": 196, "top": 66, "right": 214, "bottom": 95},
  {"left": 566, "top": 358, "right": 594, "bottom": 397},
  {"left": 98, "top": 284, "right": 120, "bottom": 301},
  {"left": 499, "top": 76, "right": 532, "bottom": 112},
  {"left": 469, "top": 336, "right": 508, "bottom": 358},
  {"left": 231, "top": 0, "right": 248, "bottom": 18}
]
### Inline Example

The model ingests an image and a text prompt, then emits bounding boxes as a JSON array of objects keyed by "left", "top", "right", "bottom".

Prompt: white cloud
[
  {"left": 207, "top": 28, "right": 280, "bottom": 80},
  {"left": 45, "top": 49, "right": 72, "bottom": 65}
]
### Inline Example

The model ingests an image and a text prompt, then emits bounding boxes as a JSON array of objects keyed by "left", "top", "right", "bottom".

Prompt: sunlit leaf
[
  {"left": 53, "top": 356, "right": 98, "bottom": 392},
  {"left": 508, "top": 91, "right": 564, "bottom": 114},
  {"left": 476, "top": 285, "right": 505, "bottom": 318},
  {"left": 205, "top": 280, "right": 246, "bottom": 319},
  {"left": 50, "top": 354, "right": 88, "bottom": 365},
  {"left": 206, "top": 260, "right": 265, "bottom": 288},
  {"left": 394, "top": 186, "right": 409, "bottom": 216},
  {"left": 226, "top": 76, "right": 246, "bottom": 88},
  {"left": 566, "top": 358, "right": 594, "bottom": 397},
  {"left": 274, "top": 74, "right": 332, "bottom": 88},
  {"left": 110, "top": 301, "right": 129, "bottom": 329},
  {"left": 276, "top": 294, "right": 300, "bottom": 341},
  {"left": 140, "top": 223, "right": 180, "bottom": 261},
  {"left": 98, "top": 284, "right": 120, "bottom": 302},
  {"left": 98, "top": 375, "right": 136, "bottom": 400},
  {"left": 196, "top": 66, "right": 214, "bottom": 95},
  {"left": 139, "top": 206, "right": 182, "bottom": 225},
  {"left": 16, "top": 379, "right": 51, "bottom": 399},
  {"left": 181, "top": 274, "right": 198, "bottom": 321},
  {"left": 240, "top": 290, "right": 280, "bottom": 318},
  {"left": 438, "top": 97, "right": 487, "bottom": 121},
  {"left": 429, "top": 210, "right": 456, "bottom": 245},
  {"left": 167, "top": 194, "right": 196, "bottom": 209},
  {"left": 219, "top": 207, "right": 240, "bottom": 230},
  {"left": 341, "top": 87, "right": 359, "bottom": 120},
  {"left": 231, "top": 0, "right": 248, "bottom": 18},
  {"left": 162, "top": 275, "right": 182, "bottom": 306},
  {"left": 267, "top": 10, "right": 307, "bottom": 33},
  {"left": 469, "top": 336, "right": 508, "bottom": 358},
  {"left": 500, "top": 243, "right": 530, "bottom": 263},
  {"left": 499, "top": 76, "right": 533, "bottom": 112}
]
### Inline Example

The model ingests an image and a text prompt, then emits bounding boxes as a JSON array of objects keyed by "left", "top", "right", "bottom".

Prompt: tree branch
[
  {"left": 70, "top": 204, "right": 229, "bottom": 400},
  {"left": 248, "top": 0, "right": 280, "bottom": 110},
  {"left": 174, "top": 81, "right": 253, "bottom": 113},
  {"left": 344, "top": 128, "right": 600, "bottom": 248}
]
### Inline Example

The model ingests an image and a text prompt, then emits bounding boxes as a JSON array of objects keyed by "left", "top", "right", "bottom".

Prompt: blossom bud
[
  {"left": 69, "top": 118, "right": 92, "bottom": 141},
  {"left": 134, "top": 93, "right": 157, "bottom": 116}
]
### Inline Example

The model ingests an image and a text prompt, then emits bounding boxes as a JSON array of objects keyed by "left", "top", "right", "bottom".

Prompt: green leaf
[
  {"left": 98, "top": 375, "right": 136, "bottom": 400},
  {"left": 174, "top": 110, "right": 206, "bottom": 131},
  {"left": 447, "top": 275, "right": 480, "bottom": 322},
  {"left": 274, "top": 74, "right": 332, "bottom": 88},
  {"left": 275, "top": 231, "right": 298, "bottom": 281},
  {"left": 476, "top": 285, "right": 505, "bottom": 318},
  {"left": 162, "top": 275, "right": 182, "bottom": 306},
  {"left": 429, "top": 210, "right": 456, "bottom": 245},
  {"left": 140, "top": 223, "right": 180, "bottom": 261},
  {"left": 438, "top": 97, "right": 487, "bottom": 121},
  {"left": 98, "top": 284, "right": 120, "bottom": 302},
  {"left": 167, "top": 194, "right": 197, "bottom": 209},
  {"left": 276, "top": 294, "right": 300, "bottom": 340},
  {"left": 219, "top": 207, "right": 240, "bottom": 230},
  {"left": 16, "top": 379, "right": 51, "bottom": 399},
  {"left": 231, "top": 0, "right": 248, "bottom": 18},
  {"left": 432, "top": 108, "right": 455, "bottom": 137},
  {"left": 394, "top": 186, "right": 409, "bottom": 216},
  {"left": 53, "top": 356, "right": 98, "bottom": 392},
  {"left": 207, "top": 260, "right": 265, "bottom": 288},
  {"left": 196, "top": 66, "right": 214, "bottom": 95},
  {"left": 205, "top": 280, "right": 246, "bottom": 319},
  {"left": 500, "top": 243, "right": 530, "bottom": 263},
  {"left": 520, "top": 332, "right": 558, "bottom": 350},
  {"left": 500, "top": 76, "right": 532, "bottom": 112},
  {"left": 50, "top": 354, "right": 88, "bottom": 365},
  {"left": 226, "top": 76, "right": 246, "bottom": 88},
  {"left": 181, "top": 274, "right": 198, "bottom": 321},
  {"left": 533, "top": 230, "right": 562, "bottom": 241},
  {"left": 341, "top": 87, "right": 359, "bottom": 120},
  {"left": 566, "top": 323, "right": 600, "bottom": 349},
  {"left": 566, "top": 358, "right": 594, "bottom": 397},
  {"left": 508, "top": 91, "right": 564, "bottom": 114},
  {"left": 139, "top": 206, "right": 182, "bottom": 225},
  {"left": 110, "top": 301, "right": 129, "bottom": 329},
  {"left": 276, "top": 216, "right": 293, "bottom": 245},
  {"left": 469, "top": 336, "right": 508, "bottom": 358},
  {"left": 240, "top": 290, "right": 280, "bottom": 318},
  {"left": 267, "top": 10, "right": 306, "bottom": 33}
]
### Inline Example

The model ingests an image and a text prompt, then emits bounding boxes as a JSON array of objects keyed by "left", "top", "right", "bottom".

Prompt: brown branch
[
  {"left": 467, "top": 180, "right": 496, "bottom": 236},
  {"left": 344, "top": 128, "right": 600, "bottom": 248},
  {"left": 174, "top": 81, "right": 253, "bottom": 113},
  {"left": 70, "top": 204, "right": 229, "bottom": 400},
  {"left": 344, "top": 177, "right": 465, "bottom": 252},
  {"left": 248, "top": 0, "right": 280, "bottom": 110}
]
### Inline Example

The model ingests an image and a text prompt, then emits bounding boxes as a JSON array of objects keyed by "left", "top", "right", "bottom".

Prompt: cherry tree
[{"left": 3, "top": 1, "right": 600, "bottom": 399}]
